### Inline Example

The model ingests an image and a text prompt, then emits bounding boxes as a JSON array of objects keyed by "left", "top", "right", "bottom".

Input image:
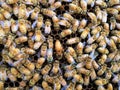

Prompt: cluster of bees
[{"left": 0, "top": 0, "right": 120, "bottom": 90}]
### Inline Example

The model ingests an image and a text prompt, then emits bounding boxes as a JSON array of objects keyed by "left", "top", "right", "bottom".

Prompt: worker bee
[
  {"left": 64, "top": 52, "right": 75, "bottom": 64},
  {"left": 66, "top": 47, "right": 77, "bottom": 59},
  {"left": 7, "top": 71, "right": 17, "bottom": 82},
  {"left": 95, "top": 6, "right": 102, "bottom": 21},
  {"left": 76, "top": 42, "right": 84, "bottom": 55},
  {"left": 42, "top": 81, "right": 53, "bottom": 90},
  {"left": 107, "top": 8, "right": 118, "bottom": 15},
  {"left": 34, "top": 29, "right": 43, "bottom": 42},
  {"left": 41, "top": 64, "right": 52, "bottom": 75},
  {"left": 31, "top": 7, "right": 40, "bottom": 20},
  {"left": 107, "top": 83, "right": 113, "bottom": 90},
  {"left": 80, "top": 0, "right": 87, "bottom": 14},
  {"left": 18, "top": 66, "right": 31, "bottom": 75},
  {"left": 29, "top": 73, "right": 41, "bottom": 86},
  {"left": 80, "top": 27, "right": 90, "bottom": 39},
  {"left": 53, "top": 78, "right": 61, "bottom": 90},
  {"left": 55, "top": 40, "right": 63, "bottom": 59},
  {"left": 36, "top": 57, "right": 45, "bottom": 69},
  {"left": 1, "top": 2, "right": 12, "bottom": 12},
  {"left": 73, "top": 74, "right": 84, "bottom": 83},
  {"left": 5, "top": 35, "right": 14, "bottom": 48},
  {"left": 78, "top": 19, "right": 87, "bottom": 30},
  {"left": 0, "top": 81, "right": 4, "bottom": 90},
  {"left": 0, "top": 67, "right": 7, "bottom": 81},
  {"left": 108, "top": 0, "right": 119, "bottom": 6},
  {"left": 66, "top": 82, "right": 76, "bottom": 90},
  {"left": 95, "top": 0, "right": 107, "bottom": 8},
  {"left": 43, "top": 75, "right": 54, "bottom": 84},
  {"left": 109, "top": 17, "right": 116, "bottom": 30},
  {"left": 37, "top": 14, "right": 43, "bottom": 29},
  {"left": 91, "top": 26, "right": 102, "bottom": 35},
  {"left": 24, "top": 59, "right": 35, "bottom": 71},
  {"left": 6, "top": 0, "right": 18, "bottom": 4},
  {"left": 45, "top": 19, "right": 51, "bottom": 34},
  {"left": 66, "top": 37, "right": 80, "bottom": 45},
  {"left": 41, "top": 8, "right": 56, "bottom": 17},
  {"left": 84, "top": 43, "right": 97, "bottom": 53},
  {"left": 97, "top": 85, "right": 106, "bottom": 90},
  {"left": 52, "top": 16, "right": 60, "bottom": 30},
  {"left": 87, "top": 33, "right": 99, "bottom": 44},
  {"left": 0, "top": 13, "right": 5, "bottom": 20},
  {"left": 112, "top": 74, "right": 120, "bottom": 83},
  {"left": 33, "top": 41, "right": 43, "bottom": 50},
  {"left": 47, "top": 48, "right": 53, "bottom": 63},
  {"left": 97, "top": 64, "right": 107, "bottom": 76},
  {"left": 90, "top": 68, "right": 97, "bottom": 80},
  {"left": 15, "top": 36, "right": 28, "bottom": 44},
  {"left": 11, "top": 19, "right": 18, "bottom": 33},
  {"left": 0, "top": 25, "right": 5, "bottom": 41},
  {"left": 13, "top": 3, "right": 18, "bottom": 16},
  {"left": 72, "top": 19, "right": 79, "bottom": 33},
  {"left": 85, "top": 57, "right": 92, "bottom": 69},
  {"left": 114, "top": 5, "right": 120, "bottom": 11},
  {"left": 10, "top": 68, "right": 21, "bottom": 78},
  {"left": 41, "top": 43, "right": 47, "bottom": 57},
  {"left": 84, "top": 75, "right": 90, "bottom": 86},
  {"left": 87, "top": 12, "right": 97, "bottom": 24},
  {"left": 24, "top": 48, "right": 36, "bottom": 55},
  {"left": 59, "top": 19, "right": 71, "bottom": 28},
  {"left": 63, "top": 13, "right": 74, "bottom": 22},
  {"left": 92, "top": 60, "right": 100, "bottom": 70},
  {"left": 103, "top": 23, "right": 109, "bottom": 35},
  {"left": 69, "top": 3, "right": 82, "bottom": 13},
  {"left": 64, "top": 69, "right": 76, "bottom": 78},
  {"left": 105, "top": 69, "right": 112, "bottom": 80},
  {"left": 98, "top": 54, "right": 107, "bottom": 65},
  {"left": 102, "top": 10, "right": 108, "bottom": 23},
  {"left": 111, "top": 62, "right": 120, "bottom": 73},
  {"left": 47, "top": 35, "right": 53, "bottom": 48},
  {"left": 97, "top": 47, "right": 109, "bottom": 54},
  {"left": 60, "top": 29, "right": 72, "bottom": 38},
  {"left": 77, "top": 68, "right": 90, "bottom": 75},
  {"left": 0, "top": 8, "right": 11, "bottom": 19},
  {"left": 50, "top": 1, "right": 61, "bottom": 10},
  {"left": 95, "top": 78, "right": 108, "bottom": 86},
  {"left": 28, "top": 39, "right": 34, "bottom": 49},
  {"left": 76, "top": 84, "right": 82, "bottom": 90},
  {"left": 58, "top": 76, "right": 67, "bottom": 86},
  {"left": 52, "top": 60, "right": 60, "bottom": 74}
]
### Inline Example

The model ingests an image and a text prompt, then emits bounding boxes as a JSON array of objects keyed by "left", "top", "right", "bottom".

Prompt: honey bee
[
  {"left": 10, "top": 68, "right": 21, "bottom": 78},
  {"left": 91, "top": 26, "right": 102, "bottom": 35},
  {"left": 95, "top": 0, "right": 107, "bottom": 8},
  {"left": 31, "top": 7, "right": 40, "bottom": 20},
  {"left": 66, "top": 82, "right": 76, "bottom": 90},
  {"left": 86, "top": 0, "right": 95, "bottom": 7},
  {"left": 50, "top": 1, "right": 61, "bottom": 10},
  {"left": 102, "top": 10, "right": 108, "bottom": 23},
  {"left": 80, "top": 27, "right": 90, "bottom": 39},
  {"left": 41, "top": 64, "right": 52, "bottom": 75},
  {"left": 0, "top": 13, "right": 5, "bottom": 20},
  {"left": 15, "top": 36, "right": 28, "bottom": 44},
  {"left": 59, "top": 19, "right": 71, "bottom": 28},
  {"left": 67, "top": 47, "right": 77, "bottom": 59},
  {"left": 6, "top": 0, "right": 18, "bottom": 4},
  {"left": 103, "top": 23, "right": 109, "bottom": 35},
  {"left": 33, "top": 41, "right": 43, "bottom": 50},
  {"left": 24, "top": 48, "right": 36, "bottom": 55},
  {"left": 92, "top": 60, "right": 100, "bottom": 70},
  {"left": 52, "top": 60, "right": 60, "bottom": 74},
  {"left": 109, "top": 17, "right": 116, "bottom": 30},
  {"left": 107, "top": 83, "right": 113, "bottom": 90},
  {"left": 78, "top": 19, "right": 87, "bottom": 30},
  {"left": 66, "top": 37, "right": 80, "bottom": 45},
  {"left": 95, "top": 6, "right": 102, "bottom": 21},
  {"left": 47, "top": 35, "right": 53, "bottom": 48},
  {"left": 114, "top": 5, "right": 120, "bottom": 11},
  {"left": 47, "top": 48, "right": 53, "bottom": 63},
  {"left": 64, "top": 52, "right": 75, "bottom": 64},
  {"left": 105, "top": 69, "right": 112, "bottom": 80},
  {"left": 34, "top": 29, "right": 42, "bottom": 42},
  {"left": 37, "top": 14, "right": 43, "bottom": 29},
  {"left": 95, "top": 78, "right": 108, "bottom": 86},
  {"left": 73, "top": 74, "right": 84, "bottom": 84},
  {"left": 58, "top": 76, "right": 67, "bottom": 86},
  {"left": 42, "top": 81, "right": 53, "bottom": 90},
  {"left": 0, "top": 8, "right": 11, "bottom": 19},
  {"left": 36, "top": 57, "right": 45, "bottom": 69},
  {"left": 29, "top": 73, "right": 41, "bottom": 86},
  {"left": 112, "top": 74, "right": 120, "bottom": 83},
  {"left": 107, "top": 51, "right": 117, "bottom": 62},
  {"left": 13, "top": 3, "right": 18, "bottom": 16},
  {"left": 60, "top": 29, "right": 72, "bottom": 38},
  {"left": 97, "top": 86, "right": 106, "bottom": 90},
  {"left": 72, "top": 19, "right": 79, "bottom": 33},
  {"left": 43, "top": 75, "right": 54, "bottom": 84},
  {"left": 0, "top": 25, "right": 5, "bottom": 41},
  {"left": 77, "top": 68, "right": 90, "bottom": 75},
  {"left": 11, "top": 19, "right": 18, "bottom": 33},
  {"left": 76, "top": 42, "right": 84, "bottom": 55},
  {"left": 64, "top": 69, "right": 76, "bottom": 78},
  {"left": 111, "top": 62, "right": 119, "bottom": 73},
  {"left": 84, "top": 43, "right": 97, "bottom": 53},
  {"left": 54, "top": 78, "right": 61, "bottom": 90},
  {"left": 97, "top": 47, "right": 109, "bottom": 54},
  {"left": 5, "top": 35, "right": 14, "bottom": 48},
  {"left": 97, "top": 64, "right": 107, "bottom": 76},
  {"left": 52, "top": 16, "right": 60, "bottom": 30},
  {"left": 1, "top": 2, "right": 12, "bottom": 12},
  {"left": 69, "top": 3, "right": 82, "bottom": 13},
  {"left": 107, "top": 8, "right": 118, "bottom": 15},
  {"left": 63, "top": 13, "right": 74, "bottom": 22},
  {"left": 84, "top": 75, "right": 90, "bottom": 86},
  {"left": 0, "top": 81, "right": 4, "bottom": 90},
  {"left": 45, "top": 19, "right": 51, "bottom": 34},
  {"left": 85, "top": 57, "right": 92, "bottom": 69},
  {"left": 0, "top": 67, "right": 7, "bottom": 81},
  {"left": 41, "top": 43, "right": 47, "bottom": 57},
  {"left": 7, "top": 71, "right": 17, "bottom": 82},
  {"left": 41, "top": 8, "right": 56, "bottom": 17},
  {"left": 80, "top": 0, "right": 87, "bottom": 14},
  {"left": 24, "top": 59, "right": 35, "bottom": 71},
  {"left": 18, "top": 66, "right": 31, "bottom": 75},
  {"left": 98, "top": 54, "right": 107, "bottom": 65},
  {"left": 76, "top": 84, "right": 82, "bottom": 90},
  {"left": 55, "top": 40, "right": 63, "bottom": 59},
  {"left": 90, "top": 68, "right": 97, "bottom": 80},
  {"left": 28, "top": 39, "right": 34, "bottom": 49},
  {"left": 87, "top": 12, "right": 97, "bottom": 24},
  {"left": 109, "top": 0, "right": 119, "bottom": 6}
]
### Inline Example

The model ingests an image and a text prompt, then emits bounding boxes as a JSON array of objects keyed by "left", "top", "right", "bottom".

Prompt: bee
[
  {"left": 109, "top": 17, "right": 116, "bottom": 30},
  {"left": 84, "top": 75, "right": 90, "bottom": 86},
  {"left": 64, "top": 69, "right": 76, "bottom": 78},
  {"left": 23, "top": 74, "right": 32, "bottom": 81},
  {"left": 54, "top": 78, "right": 61, "bottom": 90},
  {"left": 97, "top": 47, "right": 109, "bottom": 54},
  {"left": 84, "top": 43, "right": 97, "bottom": 53},
  {"left": 69, "top": 3, "right": 82, "bottom": 13},
  {"left": 107, "top": 83, "right": 113, "bottom": 90},
  {"left": 76, "top": 42, "right": 84, "bottom": 55},
  {"left": 42, "top": 81, "right": 53, "bottom": 90},
  {"left": 97, "top": 64, "right": 107, "bottom": 76},
  {"left": 33, "top": 41, "right": 43, "bottom": 50},
  {"left": 5, "top": 35, "right": 14, "bottom": 48},
  {"left": 90, "top": 68, "right": 97, "bottom": 80},
  {"left": 47, "top": 36, "right": 53, "bottom": 48},
  {"left": 112, "top": 74, "right": 120, "bottom": 83},
  {"left": 0, "top": 25, "right": 5, "bottom": 41},
  {"left": 59, "top": 19, "right": 71, "bottom": 28},
  {"left": 41, "top": 43, "right": 47, "bottom": 57},
  {"left": 76, "top": 84, "right": 82, "bottom": 90},
  {"left": 114, "top": 5, "right": 120, "bottom": 11},
  {"left": 34, "top": 29, "right": 43, "bottom": 42},
  {"left": 13, "top": 3, "right": 18, "bottom": 16},
  {"left": 98, "top": 54, "right": 107, "bottom": 65},
  {"left": 58, "top": 76, "right": 67, "bottom": 86},
  {"left": 0, "top": 13, "right": 5, "bottom": 20},
  {"left": 77, "top": 68, "right": 90, "bottom": 75},
  {"left": 10, "top": 68, "right": 21, "bottom": 78},
  {"left": 15, "top": 36, "right": 28, "bottom": 44},
  {"left": 47, "top": 48, "right": 53, "bottom": 63},
  {"left": 63, "top": 13, "right": 74, "bottom": 22},
  {"left": 78, "top": 19, "right": 87, "bottom": 30},
  {"left": 99, "top": 39, "right": 106, "bottom": 47},
  {"left": 7, "top": 71, "right": 17, "bottom": 82},
  {"left": 45, "top": 19, "right": 51, "bottom": 34},
  {"left": 52, "top": 60, "right": 60, "bottom": 74},
  {"left": 97, "top": 86, "right": 106, "bottom": 90},
  {"left": 43, "top": 75, "right": 54, "bottom": 84},
  {"left": 37, "top": 14, "right": 43, "bottom": 29},
  {"left": 102, "top": 10, "right": 108, "bottom": 23},
  {"left": 80, "top": 27, "right": 90, "bottom": 39},
  {"left": 64, "top": 52, "right": 75, "bottom": 64},
  {"left": 92, "top": 60, "right": 100, "bottom": 70},
  {"left": 29, "top": 73, "right": 41, "bottom": 86},
  {"left": 41, "top": 8, "right": 56, "bottom": 17},
  {"left": 95, "top": 0, "right": 107, "bottom": 8},
  {"left": 107, "top": 51, "right": 117, "bottom": 62},
  {"left": 24, "top": 48, "right": 36, "bottom": 55},
  {"left": 11, "top": 19, "right": 18, "bottom": 33},
  {"left": 91, "top": 26, "right": 102, "bottom": 35},
  {"left": 95, "top": 6, "right": 102, "bottom": 21},
  {"left": 41, "top": 64, "right": 52, "bottom": 75},
  {"left": 105, "top": 69, "right": 112, "bottom": 80},
  {"left": 1, "top": 2, "right": 12, "bottom": 12},
  {"left": 31, "top": 7, "right": 40, "bottom": 20},
  {"left": 18, "top": 66, "right": 31, "bottom": 75},
  {"left": 66, "top": 82, "right": 76, "bottom": 90},
  {"left": 6, "top": 87, "right": 20, "bottom": 90},
  {"left": 18, "top": 19, "right": 27, "bottom": 34},
  {"left": 52, "top": 15, "right": 60, "bottom": 30},
  {"left": 60, "top": 29, "right": 72, "bottom": 38},
  {"left": 31, "top": 86, "right": 43, "bottom": 90},
  {"left": 73, "top": 74, "right": 84, "bottom": 83},
  {"left": 6, "top": 0, "right": 18, "bottom": 4},
  {"left": 109, "top": 0, "right": 119, "bottom": 6},
  {"left": 111, "top": 62, "right": 119, "bottom": 73},
  {"left": 66, "top": 37, "right": 80, "bottom": 45},
  {"left": 87, "top": 12, "right": 97, "bottom": 24},
  {"left": 107, "top": 8, "right": 118, "bottom": 15},
  {"left": 85, "top": 57, "right": 92, "bottom": 69},
  {"left": 36, "top": 57, "right": 45, "bottom": 69},
  {"left": 87, "top": 33, "right": 99, "bottom": 44},
  {"left": 0, "top": 81, "right": 4, "bottom": 90},
  {"left": 24, "top": 59, "right": 35, "bottom": 71},
  {"left": 55, "top": 40, "right": 63, "bottom": 59},
  {"left": 103, "top": 23, "right": 109, "bottom": 35},
  {"left": 72, "top": 19, "right": 79, "bottom": 33},
  {"left": 50, "top": 1, "right": 61, "bottom": 10},
  {"left": 28, "top": 39, "right": 34, "bottom": 49},
  {"left": 0, "top": 8, "right": 11, "bottom": 19},
  {"left": 80, "top": 0, "right": 87, "bottom": 14},
  {"left": 95, "top": 78, "right": 108, "bottom": 86},
  {"left": 66, "top": 47, "right": 77, "bottom": 59},
  {"left": 0, "top": 67, "right": 7, "bottom": 81},
  {"left": 86, "top": 0, "right": 95, "bottom": 7}
]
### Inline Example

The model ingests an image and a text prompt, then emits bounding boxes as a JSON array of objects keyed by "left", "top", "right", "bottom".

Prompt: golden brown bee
[
  {"left": 63, "top": 13, "right": 74, "bottom": 22},
  {"left": 0, "top": 8, "right": 11, "bottom": 19},
  {"left": 105, "top": 69, "right": 112, "bottom": 80},
  {"left": 84, "top": 75, "right": 90, "bottom": 86},
  {"left": 64, "top": 52, "right": 75, "bottom": 64},
  {"left": 90, "top": 68, "right": 97, "bottom": 80},
  {"left": 52, "top": 15, "right": 60, "bottom": 30},
  {"left": 87, "top": 12, "right": 97, "bottom": 24},
  {"left": 109, "top": 17, "right": 116, "bottom": 30},
  {"left": 45, "top": 19, "right": 51, "bottom": 34},
  {"left": 66, "top": 82, "right": 76, "bottom": 90},
  {"left": 97, "top": 47, "right": 109, "bottom": 54},
  {"left": 31, "top": 7, "right": 40, "bottom": 20},
  {"left": 50, "top": 1, "right": 62, "bottom": 10},
  {"left": 95, "top": 6, "right": 102, "bottom": 21},
  {"left": 84, "top": 43, "right": 97, "bottom": 53},
  {"left": 107, "top": 8, "right": 118, "bottom": 15},
  {"left": 24, "top": 48, "right": 36, "bottom": 55},
  {"left": 29, "top": 73, "right": 41, "bottom": 86},
  {"left": 67, "top": 47, "right": 77, "bottom": 59},
  {"left": 55, "top": 40, "right": 63, "bottom": 59},
  {"left": 76, "top": 84, "right": 83, "bottom": 90},
  {"left": 97, "top": 86, "right": 106, "bottom": 90},
  {"left": 98, "top": 54, "right": 107, "bottom": 65},
  {"left": 34, "top": 29, "right": 42, "bottom": 42},
  {"left": 58, "top": 76, "right": 67, "bottom": 86},
  {"left": 111, "top": 62, "right": 119, "bottom": 73},
  {"left": 66, "top": 37, "right": 80, "bottom": 45},
  {"left": 95, "top": 78, "right": 108, "bottom": 86},
  {"left": 41, "top": 43, "right": 47, "bottom": 57},
  {"left": 33, "top": 41, "right": 43, "bottom": 50},
  {"left": 0, "top": 67, "right": 7, "bottom": 81},
  {"left": 92, "top": 60, "right": 100, "bottom": 70},
  {"left": 28, "top": 39, "right": 34, "bottom": 49},
  {"left": 47, "top": 35, "right": 53, "bottom": 48},
  {"left": 18, "top": 66, "right": 31, "bottom": 75},
  {"left": 24, "top": 59, "right": 35, "bottom": 71},
  {"left": 85, "top": 57, "right": 92, "bottom": 69},
  {"left": 42, "top": 81, "right": 53, "bottom": 90},
  {"left": 64, "top": 69, "right": 76, "bottom": 78},
  {"left": 73, "top": 74, "right": 84, "bottom": 84},
  {"left": 95, "top": 0, "right": 107, "bottom": 8},
  {"left": 5, "top": 35, "right": 14, "bottom": 48},
  {"left": 103, "top": 23, "right": 109, "bottom": 35},
  {"left": 102, "top": 10, "right": 108, "bottom": 23},
  {"left": 15, "top": 36, "right": 28, "bottom": 44},
  {"left": 0, "top": 25, "right": 5, "bottom": 41},
  {"left": 11, "top": 19, "right": 18, "bottom": 33},
  {"left": 0, "top": 81, "right": 4, "bottom": 90},
  {"left": 37, "top": 14, "right": 43, "bottom": 29},
  {"left": 114, "top": 5, "right": 120, "bottom": 11},
  {"left": 107, "top": 83, "right": 113, "bottom": 90},
  {"left": 97, "top": 64, "right": 107, "bottom": 76},
  {"left": 52, "top": 60, "right": 60, "bottom": 74},
  {"left": 78, "top": 19, "right": 87, "bottom": 30},
  {"left": 1, "top": 2, "right": 12, "bottom": 12},
  {"left": 6, "top": 0, "right": 18, "bottom": 4},
  {"left": 80, "top": 27, "right": 90, "bottom": 39},
  {"left": 10, "top": 68, "right": 21, "bottom": 78},
  {"left": 36, "top": 57, "right": 45, "bottom": 69},
  {"left": 77, "top": 68, "right": 90, "bottom": 75},
  {"left": 0, "top": 13, "right": 5, "bottom": 20},
  {"left": 7, "top": 71, "right": 17, "bottom": 82},
  {"left": 60, "top": 29, "right": 72, "bottom": 38},
  {"left": 59, "top": 19, "right": 71, "bottom": 28},
  {"left": 41, "top": 8, "right": 56, "bottom": 17},
  {"left": 43, "top": 75, "right": 54, "bottom": 84},
  {"left": 72, "top": 19, "right": 79, "bottom": 33},
  {"left": 41, "top": 64, "right": 52, "bottom": 75},
  {"left": 47, "top": 48, "right": 53, "bottom": 62},
  {"left": 54, "top": 78, "right": 61, "bottom": 90},
  {"left": 109, "top": 0, "right": 119, "bottom": 6},
  {"left": 13, "top": 3, "right": 18, "bottom": 16},
  {"left": 112, "top": 74, "right": 120, "bottom": 83},
  {"left": 69, "top": 3, "right": 82, "bottom": 13},
  {"left": 80, "top": 0, "right": 87, "bottom": 14},
  {"left": 76, "top": 42, "right": 84, "bottom": 55},
  {"left": 91, "top": 26, "right": 102, "bottom": 35}
]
